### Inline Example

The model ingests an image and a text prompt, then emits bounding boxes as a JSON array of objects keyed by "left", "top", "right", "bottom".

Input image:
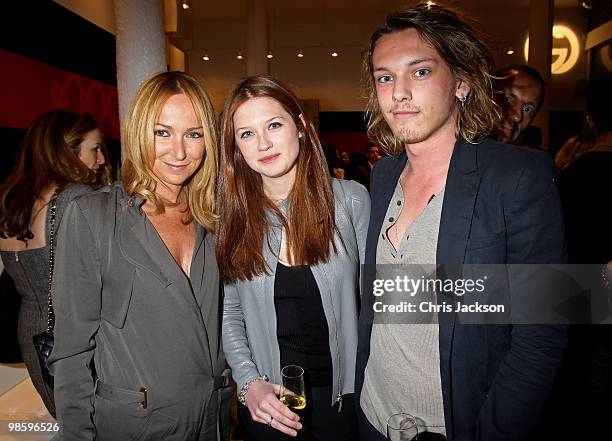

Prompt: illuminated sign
[{"left": 524, "top": 25, "right": 580, "bottom": 75}]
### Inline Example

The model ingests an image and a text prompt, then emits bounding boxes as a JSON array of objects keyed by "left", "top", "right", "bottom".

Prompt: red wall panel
[{"left": 0, "top": 49, "right": 119, "bottom": 139}]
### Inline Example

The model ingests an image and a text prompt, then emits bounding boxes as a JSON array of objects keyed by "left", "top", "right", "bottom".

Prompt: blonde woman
[{"left": 48, "top": 72, "right": 230, "bottom": 441}]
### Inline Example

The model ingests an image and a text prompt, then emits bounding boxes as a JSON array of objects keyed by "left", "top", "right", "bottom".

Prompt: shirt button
[
  {"left": 389, "top": 217, "right": 394, "bottom": 222},
  {"left": 397, "top": 200, "right": 402, "bottom": 206}
]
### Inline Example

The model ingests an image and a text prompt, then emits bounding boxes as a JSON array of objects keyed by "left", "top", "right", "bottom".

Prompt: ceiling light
[
  {"left": 297, "top": 50, "right": 304, "bottom": 58},
  {"left": 182, "top": 2, "right": 190, "bottom": 10},
  {"left": 236, "top": 52, "right": 243, "bottom": 60},
  {"left": 266, "top": 52, "right": 274, "bottom": 59},
  {"left": 202, "top": 54, "right": 210, "bottom": 61},
  {"left": 506, "top": 48, "right": 515, "bottom": 55},
  {"left": 331, "top": 52, "right": 339, "bottom": 57}
]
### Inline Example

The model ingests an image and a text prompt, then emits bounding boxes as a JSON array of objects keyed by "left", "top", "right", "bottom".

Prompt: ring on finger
[{"left": 268, "top": 416, "right": 274, "bottom": 426}]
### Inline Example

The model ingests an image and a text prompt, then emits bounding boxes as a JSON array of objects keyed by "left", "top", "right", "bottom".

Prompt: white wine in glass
[
  {"left": 279, "top": 393, "right": 306, "bottom": 410},
  {"left": 280, "top": 365, "right": 306, "bottom": 410}
]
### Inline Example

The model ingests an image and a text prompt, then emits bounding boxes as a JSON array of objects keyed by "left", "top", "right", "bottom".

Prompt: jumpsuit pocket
[{"left": 93, "top": 381, "right": 178, "bottom": 441}]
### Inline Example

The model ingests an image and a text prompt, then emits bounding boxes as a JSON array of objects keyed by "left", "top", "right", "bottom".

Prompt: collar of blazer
[{"left": 118, "top": 192, "right": 206, "bottom": 293}]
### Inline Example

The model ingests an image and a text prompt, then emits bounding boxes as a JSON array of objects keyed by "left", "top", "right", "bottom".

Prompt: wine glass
[
  {"left": 387, "top": 413, "right": 419, "bottom": 441},
  {"left": 279, "top": 365, "right": 306, "bottom": 410}
]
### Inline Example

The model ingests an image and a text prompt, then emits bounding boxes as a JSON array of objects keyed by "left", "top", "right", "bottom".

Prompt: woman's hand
[{"left": 245, "top": 380, "right": 302, "bottom": 436}]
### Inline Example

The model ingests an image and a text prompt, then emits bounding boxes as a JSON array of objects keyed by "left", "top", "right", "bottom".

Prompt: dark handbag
[
  {"left": 32, "top": 191, "right": 58, "bottom": 388},
  {"left": 33, "top": 330, "right": 54, "bottom": 387}
]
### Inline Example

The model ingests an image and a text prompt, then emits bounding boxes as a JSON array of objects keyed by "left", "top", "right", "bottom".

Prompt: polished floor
[{"left": 0, "top": 364, "right": 55, "bottom": 441}]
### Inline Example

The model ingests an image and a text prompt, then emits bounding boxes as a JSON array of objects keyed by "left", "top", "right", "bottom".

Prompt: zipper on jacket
[{"left": 327, "top": 283, "right": 343, "bottom": 413}]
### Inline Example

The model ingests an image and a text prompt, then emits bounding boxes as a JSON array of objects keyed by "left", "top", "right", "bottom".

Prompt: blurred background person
[
  {"left": 555, "top": 113, "right": 598, "bottom": 172},
  {"left": 338, "top": 150, "right": 352, "bottom": 179},
  {"left": 322, "top": 142, "right": 345, "bottom": 179},
  {"left": 492, "top": 65, "right": 545, "bottom": 145},
  {"left": 365, "top": 143, "right": 382, "bottom": 168},
  {"left": 535, "top": 114, "right": 612, "bottom": 441},
  {"left": 0, "top": 110, "right": 111, "bottom": 417},
  {"left": 351, "top": 143, "right": 382, "bottom": 191},
  {"left": 218, "top": 74, "right": 369, "bottom": 441},
  {"left": 48, "top": 71, "right": 230, "bottom": 441}
]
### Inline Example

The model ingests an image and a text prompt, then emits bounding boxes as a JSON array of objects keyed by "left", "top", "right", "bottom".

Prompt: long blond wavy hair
[
  {"left": 121, "top": 71, "right": 218, "bottom": 231},
  {"left": 362, "top": 4, "right": 501, "bottom": 155}
]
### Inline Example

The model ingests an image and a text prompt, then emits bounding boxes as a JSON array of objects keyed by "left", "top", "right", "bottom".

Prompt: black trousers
[{"left": 238, "top": 386, "right": 358, "bottom": 441}]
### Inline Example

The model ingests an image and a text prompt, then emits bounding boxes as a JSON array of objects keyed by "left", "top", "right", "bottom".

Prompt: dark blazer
[
  {"left": 48, "top": 183, "right": 230, "bottom": 441},
  {"left": 356, "top": 138, "right": 567, "bottom": 441}
]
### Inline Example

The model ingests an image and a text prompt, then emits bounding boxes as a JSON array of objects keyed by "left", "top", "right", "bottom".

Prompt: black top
[{"left": 274, "top": 262, "right": 333, "bottom": 387}]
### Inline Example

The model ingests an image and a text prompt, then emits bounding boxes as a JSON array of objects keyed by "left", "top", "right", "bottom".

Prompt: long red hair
[{"left": 216, "top": 75, "right": 337, "bottom": 283}]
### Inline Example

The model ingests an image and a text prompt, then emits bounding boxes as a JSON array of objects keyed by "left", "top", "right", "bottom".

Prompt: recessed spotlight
[
  {"left": 331, "top": 52, "right": 339, "bottom": 57},
  {"left": 506, "top": 48, "right": 515, "bottom": 55},
  {"left": 202, "top": 54, "right": 210, "bottom": 61},
  {"left": 237, "top": 52, "right": 244, "bottom": 60},
  {"left": 182, "top": 2, "right": 190, "bottom": 10},
  {"left": 297, "top": 50, "right": 304, "bottom": 58},
  {"left": 266, "top": 52, "right": 274, "bottom": 59}
]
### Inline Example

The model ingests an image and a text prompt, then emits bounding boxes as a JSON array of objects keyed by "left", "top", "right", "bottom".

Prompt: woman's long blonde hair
[{"left": 121, "top": 71, "right": 218, "bottom": 231}]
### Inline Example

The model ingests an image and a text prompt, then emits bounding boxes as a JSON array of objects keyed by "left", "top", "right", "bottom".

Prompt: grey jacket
[
  {"left": 48, "top": 183, "right": 230, "bottom": 441},
  {"left": 222, "top": 179, "right": 370, "bottom": 406}
]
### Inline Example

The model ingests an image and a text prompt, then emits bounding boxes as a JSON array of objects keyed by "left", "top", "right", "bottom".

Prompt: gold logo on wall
[{"left": 524, "top": 25, "right": 580, "bottom": 75}]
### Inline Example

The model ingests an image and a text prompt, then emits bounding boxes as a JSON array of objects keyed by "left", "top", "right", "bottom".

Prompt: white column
[
  {"left": 246, "top": 0, "right": 269, "bottom": 75},
  {"left": 528, "top": 0, "right": 554, "bottom": 148},
  {"left": 114, "top": 0, "right": 167, "bottom": 136}
]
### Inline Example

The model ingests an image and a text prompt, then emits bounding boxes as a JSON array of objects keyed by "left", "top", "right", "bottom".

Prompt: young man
[
  {"left": 356, "top": 5, "right": 566, "bottom": 441},
  {"left": 492, "top": 65, "right": 545, "bottom": 145}
]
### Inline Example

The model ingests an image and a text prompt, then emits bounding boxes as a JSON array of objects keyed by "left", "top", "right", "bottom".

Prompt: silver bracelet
[{"left": 237, "top": 375, "right": 269, "bottom": 406}]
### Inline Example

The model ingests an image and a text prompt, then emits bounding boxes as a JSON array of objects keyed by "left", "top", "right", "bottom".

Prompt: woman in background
[
  {"left": 218, "top": 74, "right": 369, "bottom": 441},
  {"left": 48, "top": 71, "right": 230, "bottom": 441},
  {"left": 0, "top": 110, "right": 110, "bottom": 417}
]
